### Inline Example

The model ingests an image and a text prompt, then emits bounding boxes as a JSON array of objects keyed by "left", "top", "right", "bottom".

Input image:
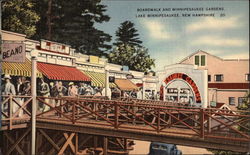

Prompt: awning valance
[
  {"left": 115, "top": 78, "right": 138, "bottom": 91},
  {"left": 2, "top": 58, "right": 43, "bottom": 77},
  {"left": 82, "top": 70, "right": 116, "bottom": 88},
  {"left": 37, "top": 62, "right": 91, "bottom": 81}
]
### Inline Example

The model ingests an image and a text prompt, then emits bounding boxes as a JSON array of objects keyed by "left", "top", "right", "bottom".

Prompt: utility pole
[{"left": 0, "top": 0, "right": 3, "bottom": 129}]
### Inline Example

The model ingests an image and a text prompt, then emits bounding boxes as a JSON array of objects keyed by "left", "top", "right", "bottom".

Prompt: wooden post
[
  {"left": 157, "top": 109, "right": 160, "bottom": 133},
  {"left": 207, "top": 109, "right": 211, "bottom": 133},
  {"left": 9, "top": 95, "right": 13, "bottom": 130},
  {"left": 200, "top": 108, "right": 205, "bottom": 139},
  {"left": 103, "top": 137, "right": 108, "bottom": 155},
  {"left": 124, "top": 138, "right": 127, "bottom": 152},
  {"left": 94, "top": 136, "right": 98, "bottom": 151},
  {"left": 114, "top": 102, "right": 119, "bottom": 129},
  {"left": 72, "top": 101, "right": 75, "bottom": 124},
  {"left": 75, "top": 133, "right": 78, "bottom": 155}
]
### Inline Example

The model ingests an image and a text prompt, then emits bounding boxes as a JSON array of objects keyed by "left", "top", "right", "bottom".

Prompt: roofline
[
  {"left": 179, "top": 50, "right": 223, "bottom": 63},
  {"left": 2, "top": 30, "right": 26, "bottom": 37}
]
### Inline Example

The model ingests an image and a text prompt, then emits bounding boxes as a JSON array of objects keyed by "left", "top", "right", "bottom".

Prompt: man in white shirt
[{"left": 2, "top": 75, "right": 16, "bottom": 114}]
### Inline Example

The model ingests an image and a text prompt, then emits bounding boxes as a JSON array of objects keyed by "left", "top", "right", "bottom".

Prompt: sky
[{"left": 96, "top": 0, "right": 249, "bottom": 71}]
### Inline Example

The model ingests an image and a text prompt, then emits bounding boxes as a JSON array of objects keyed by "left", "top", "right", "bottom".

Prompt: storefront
[{"left": 157, "top": 64, "right": 208, "bottom": 108}]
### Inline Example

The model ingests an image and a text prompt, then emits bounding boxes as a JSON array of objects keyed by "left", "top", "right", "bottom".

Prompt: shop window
[
  {"left": 229, "top": 97, "right": 235, "bottom": 105},
  {"left": 215, "top": 74, "right": 223, "bottom": 82},
  {"left": 208, "top": 75, "right": 211, "bottom": 82},
  {"left": 195, "top": 55, "right": 199, "bottom": 66},
  {"left": 201, "top": 55, "right": 206, "bottom": 66},
  {"left": 246, "top": 74, "right": 250, "bottom": 81}
]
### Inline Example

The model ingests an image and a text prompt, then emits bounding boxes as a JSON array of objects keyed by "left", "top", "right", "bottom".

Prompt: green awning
[{"left": 82, "top": 70, "right": 116, "bottom": 88}]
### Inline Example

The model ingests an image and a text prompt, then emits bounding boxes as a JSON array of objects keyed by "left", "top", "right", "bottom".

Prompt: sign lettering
[
  {"left": 2, "top": 43, "right": 25, "bottom": 63},
  {"left": 164, "top": 73, "right": 201, "bottom": 103}
]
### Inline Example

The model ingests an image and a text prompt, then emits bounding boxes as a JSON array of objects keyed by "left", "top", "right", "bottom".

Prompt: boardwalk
[{"left": 1, "top": 95, "right": 250, "bottom": 154}]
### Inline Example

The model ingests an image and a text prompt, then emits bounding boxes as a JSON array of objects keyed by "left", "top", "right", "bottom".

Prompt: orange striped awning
[
  {"left": 115, "top": 78, "right": 138, "bottom": 91},
  {"left": 37, "top": 62, "right": 91, "bottom": 81},
  {"left": 2, "top": 58, "right": 43, "bottom": 77}
]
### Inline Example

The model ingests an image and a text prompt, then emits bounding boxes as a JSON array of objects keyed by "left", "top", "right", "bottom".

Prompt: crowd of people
[{"left": 1, "top": 74, "right": 142, "bottom": 115}]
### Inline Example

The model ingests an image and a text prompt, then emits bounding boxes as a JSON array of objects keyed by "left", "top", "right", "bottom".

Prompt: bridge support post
[
  {"left": 9, "top": 95, "right": 13, "bottom": 130},
  {"left": 207, "top": 109, "right": 211, "bottom": 133},
  {"left": 200, "top": 108, "right": 205, "bottom": 139},
  {"left": 103, "top": 137, "right": 108, "bottom": 155},
  {"left": 31, "top": 52, "right": 37, "bottom": 155},
  {"left": 114, "top": 102, "right": 119, "bottom": 129}
]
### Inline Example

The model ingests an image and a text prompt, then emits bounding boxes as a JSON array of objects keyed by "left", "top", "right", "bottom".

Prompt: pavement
[{"left": 129, "top": 140, "right": 213, "bottom": 155}]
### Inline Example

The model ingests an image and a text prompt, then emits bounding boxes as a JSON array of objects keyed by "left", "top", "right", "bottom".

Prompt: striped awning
[
  {"left": 115, "top": 78, "right": 138, "bottom": 91},
  {"left": 38, "top": 62, "right": 91, "bottom": 81},
  {"left": 82, "top": 70, "right": 116, "bottom": 88},
  {"left": 2, "top": 58, "right": 43, "bottom": 77}
]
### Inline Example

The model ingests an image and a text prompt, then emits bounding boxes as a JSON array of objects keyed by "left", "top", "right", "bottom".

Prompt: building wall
[
  {"left": 210, "top": 90, "right": 247, "bottom": 110},
  {"left": 181, "top": 50, "right": 249, "bottom": 107},
  {"left": 181, "top": 51, "right": 249, "bottom": 83}
]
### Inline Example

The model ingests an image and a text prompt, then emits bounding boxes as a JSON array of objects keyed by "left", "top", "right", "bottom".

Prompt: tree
[
  {"left": 33, "top": 0, "right": 112, "bottom": 57},
  {"left": 2, "top": 0, "right": 40, "bottom": 38},
  {"left": 114, "top": 21, "right": 143, "bottom": 47},
  {"left": 108, "top": 44, "right": 155, "bottom": 72}
]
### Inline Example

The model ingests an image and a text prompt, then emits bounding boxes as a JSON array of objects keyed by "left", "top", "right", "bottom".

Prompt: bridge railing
[
  {"left": 1, "top": 95, "right": 33, "bottom": 130},
  {"left": 35, "top": 96, "right": 250, "bottom": 143},
  {"left": 1, "top": 96, "right": 249, "bottom": 143}
]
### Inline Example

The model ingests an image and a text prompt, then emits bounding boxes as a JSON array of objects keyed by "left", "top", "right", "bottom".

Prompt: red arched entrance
[{"left": 160, "top": 73, "right": 201, "bottom": 103}]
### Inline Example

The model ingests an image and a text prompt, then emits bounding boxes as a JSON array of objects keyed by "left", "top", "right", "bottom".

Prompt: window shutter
[
  {"left": 195, "top": 55, "right": 199, "bottom": 66},
  {"left": 201, "top": 55, "right": 206, "bottom": 66}
]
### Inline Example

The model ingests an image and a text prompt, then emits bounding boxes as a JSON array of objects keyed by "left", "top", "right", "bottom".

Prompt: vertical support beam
[
  {"left": 157, "top": 109, "right": 160, "bottom": 133},
  {"left": 0, "top": 0, "right": 3, "bottom": 130},
  {"left": 31, "top": 55, "right": 37, "bottom": 155},
  {"left": 142, "top": 78, "right": 146, "bottom": 100},
  {"left": 9, "top": 95, "right": 13, "bottom": 130},
  {"left": 105, "top": 68, "right": 110, "bottom": 99},
  {"left": 103, "top": 137, "right": 108, "bottom": 155},
  {"left": 163, "top": 85, "right": 166, "bottom": 101},
  {"left": 114, "top": 102, "right": 119, "bottom": 129},
  {"left": 207, "top": 108, "right": 211, "bottom": 133},
  {"left": 94, "top": 136, "right": 98, "bottom": 151},
  {"left": 72, "top": 101, "right": 75, "bottom": 124},
  {"left": 200, "top": 108, "right": 205, "bottom": 139},
  {"left": 75, "top": 133, "right": 78, "bottom": 155},
  {"left": 124, "top": 138, "right": 127, "bottom": 152}
]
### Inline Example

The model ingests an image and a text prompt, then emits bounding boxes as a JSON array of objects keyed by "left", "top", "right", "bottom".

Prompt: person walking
[
  {"left": 37, "top": 78, "right": 50, "bottom": 112},
  {"left": 15, "top": 77, "right": 25, "bottom": 116},
  {"left": 2, "top": 75, "right": 16, "bottom": 114},
  {"left": 68, "top": 82, "right": 78, "bottom": 97}
]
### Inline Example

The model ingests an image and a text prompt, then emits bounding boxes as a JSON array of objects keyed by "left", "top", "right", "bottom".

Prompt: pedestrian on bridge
[
  {"left": 2, "top": 75, "right": 16, "bottom": 116},
  {"left": 37, "top": 78, "right": 50, "bottom": 112}
]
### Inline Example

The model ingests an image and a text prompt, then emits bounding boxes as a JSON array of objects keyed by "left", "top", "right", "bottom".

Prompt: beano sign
[{"left": 1, "top": 42, "right": 26, "bottom": 63}]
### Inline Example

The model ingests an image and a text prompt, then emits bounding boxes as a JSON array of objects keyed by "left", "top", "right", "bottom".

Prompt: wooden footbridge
[{"left": 1, "top": 95, "right": 250, "bottom": 154}]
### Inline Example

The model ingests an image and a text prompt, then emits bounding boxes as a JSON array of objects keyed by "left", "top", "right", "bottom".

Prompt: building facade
[{"left": 179, "top": 50, "right": 249, "bottom": 109}]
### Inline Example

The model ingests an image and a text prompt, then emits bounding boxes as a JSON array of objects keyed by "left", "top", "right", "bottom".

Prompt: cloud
[
  {"left": 191, "top": 36, "right": 247, "bottom": 47},
  {"left": 222, "top": 53, "right": 249, "bottom": 59},
  {"left": 186, "top": 16, "right": 241, "bottom": 32},
  {"left": 142, "top": 20, "right": 175, "bottom": 40},
  {"left": 212, "top": 50, "right": 249, "bottom": 59}
]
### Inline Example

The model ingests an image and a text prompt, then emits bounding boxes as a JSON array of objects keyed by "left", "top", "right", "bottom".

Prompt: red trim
[
  {"left": 37, "top": 62, "right": 91, "bottom": 81},
  {"left": 136, "top": 83, "right": 143, "bottom": 87},
  {"left": 164, "top": 73, "right": 202, "bottom": 103},
  {"left": 208, "top": 83, "right": 249, "bottom": 89}
]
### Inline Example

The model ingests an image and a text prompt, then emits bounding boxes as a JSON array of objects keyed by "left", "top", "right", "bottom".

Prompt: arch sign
[{"left": 163, "top": 73, "right": 201, "bottom": 103}]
